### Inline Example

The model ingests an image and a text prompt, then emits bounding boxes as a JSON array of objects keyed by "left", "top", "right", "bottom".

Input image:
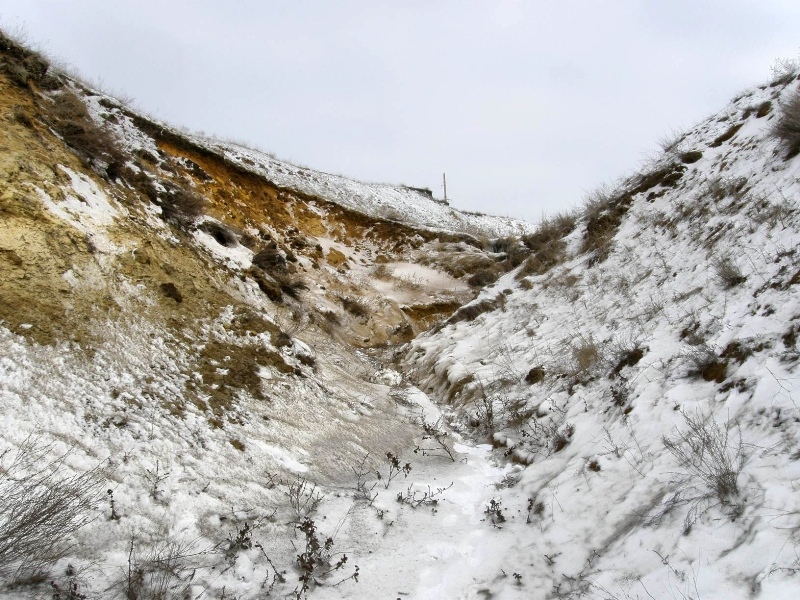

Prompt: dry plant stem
[
  {"left": 663, "top": 412, "right": 743, "bottom": 501},
  {"left": 413, "top": 415, "right": 456, "bottom": 462},
  {"left": 351, "top": 454, "right": 378, "bottom": 504},
  {"left": 0, "top": 436, "right": 105, "bottom": 580},
  {"left": 377, "top": 452, "right": 411, "bottom": 489},
  {"left": 285, "top": 476, "right": 326, "bottom": 520}
]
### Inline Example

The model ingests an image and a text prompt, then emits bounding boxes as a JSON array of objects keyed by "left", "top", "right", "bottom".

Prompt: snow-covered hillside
[
  {"left": 2, "top": 29, "right": 800, "bottom": 600},
  {"left": 80, "top": 91, "right": 534, "bottom": 239},
  {"left": 203, "top": 139, "right": 536, "bottom": 238},
  {"left": 403, "top": 70, "right": 800, "bottom": 598}
]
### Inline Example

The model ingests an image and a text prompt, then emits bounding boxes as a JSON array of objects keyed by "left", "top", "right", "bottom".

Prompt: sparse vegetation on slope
[
  {"left": 773, "top": 89, "right": 800, "bottom": 157},
  {"left": 404, "top": 64, "right": 800, "bottom": 598},
  {"left": 4, "top": 28, "right": 800, "bottom": 600}
]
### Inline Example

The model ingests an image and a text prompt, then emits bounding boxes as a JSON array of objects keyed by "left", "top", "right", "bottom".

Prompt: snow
[
  {"left": 34, "top": 165, "right": 124, "bottom": 254},
  {"left": 201, "top": 140, "right": 536, "bottom": 238},
  {"left": 401, "top": 74, "right": 800, "bottom": 598},
  {"left": 2, "top": 65, "right": 800, "bottom": 599},
  {"left": 87, "top": 84, "right": 533, "bottom": 240}
]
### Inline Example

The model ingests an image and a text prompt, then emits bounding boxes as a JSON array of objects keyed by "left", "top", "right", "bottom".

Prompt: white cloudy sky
[{"left": 2, "top": 1, "right": 799, "bottom": 223}]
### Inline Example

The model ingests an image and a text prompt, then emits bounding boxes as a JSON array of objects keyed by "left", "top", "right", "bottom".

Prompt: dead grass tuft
[
  {"left": 337, "top": 294, "right": 370, "bottom": 319},
  {"left": 773, "top": 91, "right": 800, "bottom": 158},
  {"left": 572, "top": 337, "right": 601, "bottom": 373},
  {"left": 660, "top": 412, "right": 744, "bottom": 531},
  {"left": 446, "top": 298, "right": 498, "bottom": 325},
  {"left": 467, "top": 266, "right": 503, "bottom": 288},
  {"left": 158, "top": 185, "right": 205, "bottom": 226},
  {"left": 48, "top": 90, "right": 123, "bottom": 175},
  {"left": 713, "top": 255, "right": 747, "bottom": 289},
  {"left": 515, "top": 211, "right": 576, "bottom": 278},
  {"left": 686, "top": 345, "right": 729, "bottom": 383},
  {"left": 709, "top": 123, "right": 744, "bottom": 148}
]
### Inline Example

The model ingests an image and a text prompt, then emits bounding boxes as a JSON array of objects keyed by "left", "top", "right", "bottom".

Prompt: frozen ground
[
  {"left": 403, "top": 71, "right": 800, "bottom": 598},
  {"left": 2, "top": 55, "right": 800, "bottom": 600}
]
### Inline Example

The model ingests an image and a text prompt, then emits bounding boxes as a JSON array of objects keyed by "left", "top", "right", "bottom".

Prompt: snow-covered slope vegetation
[
  {"left": 201, "top": 140, "right": 534, "bottom": 238},
  {"left": 405, "top": 67, "right": 800, "bottom": 598},
  {"left": 2, "top": 30, "right": 800, "bottom": 600}
]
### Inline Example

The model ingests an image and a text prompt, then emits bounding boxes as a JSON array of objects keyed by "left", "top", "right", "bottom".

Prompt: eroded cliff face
[
  {"left": 4, "top": 30, "right": 800, "bottom": 600},
  {"left": 0, "top": 31, "right": 528, "bottom": 486},
  {"left": 0, "top": 66, "right": 497, "bottom": 351}
]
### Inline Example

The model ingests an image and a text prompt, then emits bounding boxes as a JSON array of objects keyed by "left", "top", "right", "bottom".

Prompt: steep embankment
[
  {"left": 404, "top": 68, "right": 800, "bottom": 598},
  {"left": 0, "top": 31, "right": 531, "bottom": 599},
  {"left": 4, "top": 29, "right": 800, "bottom": 600}
]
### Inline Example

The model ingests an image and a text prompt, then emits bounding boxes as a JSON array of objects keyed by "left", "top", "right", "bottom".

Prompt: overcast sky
[{"left": 2, "top": 1, "right": 799, "bottom": 223}]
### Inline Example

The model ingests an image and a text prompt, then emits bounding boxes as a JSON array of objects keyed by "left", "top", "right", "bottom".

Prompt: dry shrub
[
  {"left": 252, "top": 245, "right": 286, "bottom": 270},
  {"left": 0, "top": 30, "right": 51, "bottom": 88},
  {"left": 274, "top": 271, "right": 306, "bottom": 299},
  {"left": 446, "top": 298, "right": 498, "bottom": 325},
  {"left": 773, "top": 91, "right": 800, "bottom": 158},
  {"left": 488, "top": 236, "right": 518, "bottom": 254},
  {"left": 118, "top": 537, "right": 210, "bottom": 600},
  {"left": 467, "top": 266, "right": 502, "bottom": 288},
  {"left": 518, "top": 211, "right": 577, "bottom": 277},
  {"left": 516, "top": 239, "right": 567, "bottom": 279},
  {"left": 11, "top": 105, "right": 34, "bottom": 128},
  {"left": 248, "top": 268, "right": 282, "bottom": 302},
  {"left": 121, "top": 166, "right": 158, "bottom": 203},
  {"left": 487, "top": 237, "right": 530, "bottom": 269},
  {"left": 704, "top": 176, "right": 748, "bottom": 202},
  {"left": 337, "top": 294, "right": 370, "bottom": 318},
  {"left": 662, "top": 412, "right": 744, "bottom": 525},
  {"left": 0, "top": 437, "right": 105, "bottom": 582},
  {"left": 580, "top": 163, "right": 686, "bottom": 264},
  {"left": 713, "top": 255, "right": 747, "bottom": 289},
  {"left": 657, "top": 128, "right": 686, "bottom": 153},
  {"left": 49, "top": 90, "right": 123, "bottom": 174},
  {"left": 158, "top": 186, "right": 205, "bottom": 226},
  {"left": 425, "top": 251, "right": 494, "bottom": 279},
  {"left": 580, "top": 185, "right": 629, "bottom": 264},
  {"left": 769, "top": 58, "right": 799, "bottom": 87},
  {"left": 500, "top": 244, "right": 531, "bottom": 269},
  {"left": 747, "top": 194, "right": 794, "bottom": 227}
]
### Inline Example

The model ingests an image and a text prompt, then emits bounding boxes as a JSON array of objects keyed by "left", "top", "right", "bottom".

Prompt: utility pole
[{"left": 442, "top": 172, "right": 448, "bottom": 203}]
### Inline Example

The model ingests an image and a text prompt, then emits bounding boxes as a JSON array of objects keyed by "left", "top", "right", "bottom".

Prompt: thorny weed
[
  {"left": 376, "top": 452, "right": 411, "bottom": 490},
  {"left": 412, "top": 413, "right": 456, "bottom": 462},
  {"left": 350, "top": 454, "right": 378, "bottom": 505},
  {"left": 484, "top": 498, "right": 507, "bottom": 527},
  {"left": 396, "top": 483, "right": 453, "bottom": 510},
  {"left": 293, "top": 517, "right": 358, "bottom": 598},
  {"left": 285, "top": 476, "right": 326, "bottom": 521}
]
